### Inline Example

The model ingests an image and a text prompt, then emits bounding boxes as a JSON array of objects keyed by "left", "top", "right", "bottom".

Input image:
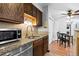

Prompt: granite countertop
[
  {"left": 21, "top": 33, "right": 48, "bottom": 45},
  {"left": 0, "top": 32, "right": 48, "bottom": 55}
]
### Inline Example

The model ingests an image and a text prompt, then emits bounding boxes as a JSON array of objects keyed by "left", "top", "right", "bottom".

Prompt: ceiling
[
  {"left": 36, "top": 3, "right": 48, "bottom": 8},
  {"left": 34, "top": 3, "right": 79, "bottom": 20},
  {"left": 49, "top": 3, "right": 79, "bottom": 11},
  {"left": 48, "top": 3, "right": 79, "bottom": 20}
]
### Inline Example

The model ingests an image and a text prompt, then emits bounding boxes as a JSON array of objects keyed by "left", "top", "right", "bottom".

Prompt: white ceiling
[
  {"left": 49, "top": 3, "right": 79, "bottom": 11},
  {"left": 37, "top": 3, "right": 48, "bottom": 8},
  {"left": 48, "top": 3, "right": 79, "bottom": 20},
  {"left": 34, "top": 3, "right": 79, "bottom": 20}
]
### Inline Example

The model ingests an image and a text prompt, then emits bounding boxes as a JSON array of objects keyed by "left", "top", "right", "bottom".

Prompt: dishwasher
[{"left": 15, "top": 42, "right": 33, "bottom": 56}]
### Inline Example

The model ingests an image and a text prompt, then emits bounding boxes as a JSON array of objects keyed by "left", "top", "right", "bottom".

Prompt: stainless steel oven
[{"left": 0, "top": 29, "right": 21, "bottom": 44}]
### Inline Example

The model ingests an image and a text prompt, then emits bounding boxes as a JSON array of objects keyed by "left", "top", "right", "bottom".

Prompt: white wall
[
  {"left": 48, "top": 17, "right": 67, "bottom": 44},
  {"left": 48, "top": 4, "right": 72, "bottom": 44},
  {"left": 48, "top": 17, "right": 55, "bottom": 44},
  {"left": 42, "top": 6, "right": 48, "bottom": 27},
  {"left": 48, "top": 5, "right": 53, "bottom": 44}
]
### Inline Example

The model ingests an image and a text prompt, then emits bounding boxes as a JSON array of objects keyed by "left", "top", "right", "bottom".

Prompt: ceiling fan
[{"left": 62, "top": 9, "right": 79, "bottom": 17}]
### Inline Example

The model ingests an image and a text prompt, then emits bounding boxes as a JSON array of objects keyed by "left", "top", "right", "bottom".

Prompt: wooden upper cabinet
[
  {"left": 37, "top": 10, "right": 42, "bottom": 26},
  {"left": 0, "top": 3, "right": 24, "bottom": 23},
  {"left": 32, "top": 6, "right": 37, "bottom": 18},
  {"left": 24, "top": 3, "right": 33, "bottom": 16},
  {"left": 24, "top": 3, "right": 42, "bottom": 26}
]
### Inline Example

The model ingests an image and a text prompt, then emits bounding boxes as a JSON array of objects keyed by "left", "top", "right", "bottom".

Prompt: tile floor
[{"left": 45, "top": 41, "right": 75, "bottom": 56}]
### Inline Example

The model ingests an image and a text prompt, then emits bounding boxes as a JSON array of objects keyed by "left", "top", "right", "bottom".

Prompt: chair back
[
  {"left": 57, "top": 32, "right": 60, "bottom": 39},
  {"left": 59, "top": 33, "right": 63, "bottom": 40}
]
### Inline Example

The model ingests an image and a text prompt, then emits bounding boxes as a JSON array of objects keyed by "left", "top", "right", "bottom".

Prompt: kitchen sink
[{"left": 28, "top": 35, "right": 40, "bottom": 39}]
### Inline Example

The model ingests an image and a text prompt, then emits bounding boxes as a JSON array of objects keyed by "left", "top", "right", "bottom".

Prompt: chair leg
[
  {"left": 64, "top": 42, "right": 66, "bottom": 48},
  {"left": 61, "top": 40, "right": 63, "bottom": 44},
  {"left": 68, "top": 41, "right": 70, "bottom": 47},
  {"left": 59, "top": 40, "right": 61, "bottom": 46},
  {"left": 57, "top": 39, "right": 58, "bottom": 43},
  {"left": 72, "top": 37, "right": 73, "bottom": 45},
  {"left": 59, "top": 40, "right": 62, "bottom": 46}
]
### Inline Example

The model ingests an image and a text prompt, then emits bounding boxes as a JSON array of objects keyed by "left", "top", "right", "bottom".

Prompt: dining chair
[
  {"left": 59, "top": 33, "right": 64, "bottom": 46},
  {"left": 63, "top": 34, "right": 70, "bottom": 48},
  {"left": 70, "top": 36, "right": 73, "bottom": 45},
  {"left": 57, "top": 32, "right": 60, "bottom": 43}
]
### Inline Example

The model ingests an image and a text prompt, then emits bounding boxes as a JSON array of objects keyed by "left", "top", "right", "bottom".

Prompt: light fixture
[
  {"left": 24, "top": 20, "right": 32, "bottom": 26},
  {"left": 24, "top": 13, "right": 37, "bottom": 26},
  {"left": 67, "top": 15, "right": 74, "bottom": 19}
]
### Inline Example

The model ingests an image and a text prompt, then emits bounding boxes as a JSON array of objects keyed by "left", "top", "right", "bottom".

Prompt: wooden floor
[{"left": 45, "top": 41, "right": 74, "bottom": 56}]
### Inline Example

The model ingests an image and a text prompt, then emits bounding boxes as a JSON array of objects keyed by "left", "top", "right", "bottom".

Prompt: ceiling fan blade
[
  {"left": 72, "top": 13, "right": 79, "bottom": 15},
  {"left": 75, "top": 10, "right": 79, "bottom": 13},
  {"left": 61, "top": 13, "right": 67, "bottom": 15}
]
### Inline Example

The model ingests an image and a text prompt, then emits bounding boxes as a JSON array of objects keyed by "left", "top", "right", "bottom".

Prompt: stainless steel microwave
[{"left": 0, "top": 29, "right": 21, "bottom": 44}]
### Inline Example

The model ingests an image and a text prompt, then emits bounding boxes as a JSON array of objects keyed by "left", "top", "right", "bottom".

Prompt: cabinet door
[
  {"left": 0, "top": 3, "right": 24, "bottom": 23},
  {"left": 37, "top": 10, "right": 42, "bottom": 26},
  {"left": 33, "top": 45, "right": 43, "bottom": 56},
  {"left": 43, "top": 36, "right": 48, "bottom": 55},
  {"left": 77, "top": 37, "right": 79, "bottom": 55},
  {"left": 39, "top": 10, "right": 42, "bottom": 26},
  {"left": 33, "top": 39, "right": 43, "bottom": 56},
  {"left": 24, "top": 3, "right": 42, "bottom": 26},
  {"left": 14, "top": 4, "right": 24, "bottom": 23},
  {"left": 32, "top": 6, "right": 37, "bottom": 18},
  {"left": 24, "top": 3, "right": 33, "bottom": 16}
]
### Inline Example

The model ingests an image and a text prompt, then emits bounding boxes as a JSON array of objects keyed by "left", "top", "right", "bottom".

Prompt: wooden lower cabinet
[
  {"left": 33, "top": 35, "right": 48, "bottom": 56},
  {"left": 33, "top": 39, "right": 43, "bottom": 56},
  {"left": 43, "top": 36, "right": 48, "bottom": 54},
  {"left": 77, "top": 37, "right": 79, "bottom": 55}
]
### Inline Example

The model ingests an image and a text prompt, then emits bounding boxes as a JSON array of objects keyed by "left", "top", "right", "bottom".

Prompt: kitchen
[
  {"left": 0, "top": 3, "right": 48, "bottom": 56},
  {"left": 1, "top": 3, "right": 79, "bottom": 56}
]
